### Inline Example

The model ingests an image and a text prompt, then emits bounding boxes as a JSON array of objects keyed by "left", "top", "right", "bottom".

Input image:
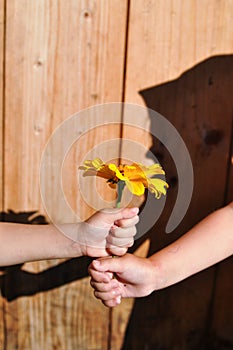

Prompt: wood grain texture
[
  {"left": 2, "top": 1, "right": 127, "bottom": 349},
  {"left": 1, "top": 0, "right": 233, "bottom": 349},
  {"left": 209, "top": 121, "right": 233, "bottom": 348},
  {"left": 0, "top": 0, "right": 5, "bottom": 348},
  {"left": 0, "top": 0, "right": 3, "bottom": 212},
  {"left": 118, "top": 1, "right": 233, "bottom": 349},
  {"left": 110, "top": 240, "right": 150, "bottom": 350},
  {"left": 4, "top": 0, "right": 127, "bottom": 215},
  {"left": 225, "top": 126, "right": 233, "bottom": 204},
  {"left": 125, "top": 0, "right": 233, "bottom": 105}
]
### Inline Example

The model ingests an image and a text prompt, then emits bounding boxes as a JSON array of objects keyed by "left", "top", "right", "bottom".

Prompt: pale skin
[
  {"left": 89, "top": 202, "right": 233, "bottom": 307},
  {"left": 0, "top": 207, "right": 139, "bottom": 266}
]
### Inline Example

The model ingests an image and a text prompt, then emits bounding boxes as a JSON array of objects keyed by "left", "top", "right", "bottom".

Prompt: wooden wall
[{"left": 0, "top": 1, "right": 232, "bottom": 349}]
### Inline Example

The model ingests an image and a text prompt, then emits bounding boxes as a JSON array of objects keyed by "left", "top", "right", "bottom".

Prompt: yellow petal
[
  {"left": 109, "top": 164, "right": 126, "bottom": 181},
  {"left": 136, "top": 163, "right": 165, "bottom": 176},
  {"left": 92, "top": 158, "right": 104, "bottom": 169},
  {"left": 123, "top": 164, "right": 146, "bottom": 180},
  {"left": 79, "top": 159, "right": 168, "bottom": 200},
  {"left": 148, "top": 178, "right": 169, "bottom": 198},
  {"left": 125, "top": 180, "right": 145, "bottom": 196},
  {"left": 108, "top": 163, "right": 118, "bottom": 172},
  {"left": 97, "top": 165, "right": 116, "bottom": 179}
]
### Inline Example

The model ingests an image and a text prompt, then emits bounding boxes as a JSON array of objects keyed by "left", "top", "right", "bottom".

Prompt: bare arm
[
  {"left": 0, "top": 207, "right": 139, "bottom": 266},
  {"left": 149, "top": 202, "right": 233, "bottom": 289},
  {"left": 89, "top": 202, "right": 233, "bottom": 307},
  {"left": 0, "top": 222, "right": 81, "bottom": 265}
]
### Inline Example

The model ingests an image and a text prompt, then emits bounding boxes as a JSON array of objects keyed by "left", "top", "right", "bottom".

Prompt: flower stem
[
  {"left": 113, "top": 181, "right": 126, "bottom": 276},
  {"left": 116, "top": 181, "right": 125, "bottom": 208}
]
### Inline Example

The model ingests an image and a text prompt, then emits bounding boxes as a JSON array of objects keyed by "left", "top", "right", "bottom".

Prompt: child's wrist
[
  {"left": 50, "top": 224, "right": 83, "bottom": 258},
  {"left": 148, "top": 255, "right": 167, "bottom": 291},
  {"left": 64, "top": 224, "right": 84, "bottom": 257}
]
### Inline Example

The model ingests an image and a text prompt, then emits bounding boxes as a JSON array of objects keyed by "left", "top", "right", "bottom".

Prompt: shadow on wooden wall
[
  {"left": 0, "top": 54, "right": 232, "bottom": 349},
  {"left": 122, "top": 55, "right": 233, "bottom": 350}
]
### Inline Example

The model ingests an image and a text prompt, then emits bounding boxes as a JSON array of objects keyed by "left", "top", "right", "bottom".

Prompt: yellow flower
[{"left": 79, "top": 158, "right": 168, "bottom": 198}]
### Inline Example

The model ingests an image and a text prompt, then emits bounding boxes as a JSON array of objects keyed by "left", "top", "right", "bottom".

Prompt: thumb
[
  {"left": 92, "top": 256, "right": 125, "bottom": 274},
  {"left": 114, "top": 207, "right": 139, "bottom": 221},
  {"left": 101, "top": 207, "right": 139, "bottom": 224}
]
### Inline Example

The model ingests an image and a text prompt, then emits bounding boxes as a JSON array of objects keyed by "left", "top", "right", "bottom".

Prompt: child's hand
[
  {"left": 77, "top": 208, "right": 139, "bottom": 257},
  {"left": 88, "top": 253, "right": 156, "bottom": 307}
]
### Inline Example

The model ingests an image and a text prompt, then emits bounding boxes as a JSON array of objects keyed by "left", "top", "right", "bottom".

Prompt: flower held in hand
[{"left": 79, "top": 158, "right": 168, "bottom": 204}]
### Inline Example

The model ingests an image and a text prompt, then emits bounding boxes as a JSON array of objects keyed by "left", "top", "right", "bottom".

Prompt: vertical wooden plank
[
  {"left": 225, "top": 124, "right": 233, "bottom": 205},
  {"left": 0, "top": 0, "right": 5, "bottom": 347},
  {"left": 110, "top": 240, "right": 150, "bottom": 350},
  {"left": 209, "top": 123, "right": 233, "bottom": 347},
  {"left": 111, "top": 1, "right": 233, "bottom": 349},
  {"left": 3, "top": 1, "right": 127, "bottom": 350},
  {"left": 0, "top": 0, "right": 3, "bottom": 210},
  {"left": 4, "top": 0, "right": 127, "bottom": 214},
  {"left": 125, "top": 0, "right": 233, "bottom": 105}
]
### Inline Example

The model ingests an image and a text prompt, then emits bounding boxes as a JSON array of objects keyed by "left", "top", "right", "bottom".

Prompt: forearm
[
  {"left": 0, "top": 223, "right": 82, "bottom": 266},
  {"left": 149, "top": 203, "right": 233, "bottom": 290},
  {"left": 0, "top": 207, "right": 139, "bottom": 265}
]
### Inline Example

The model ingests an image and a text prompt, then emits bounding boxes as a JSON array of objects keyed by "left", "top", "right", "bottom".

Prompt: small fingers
[
  {"left": 106, "top": 226, "right": 136, "bottom": 255},
  {"left": 90, "top": 274, "right": 122, "bottom": 305},
  {"left": 107, "top": 234, "right": 134, "bottom": 248},
  {"left": 102, "top": 297, "right": 122, "bottom": 308},
  {"left": 106, "top": 246, "right": 128, "bottom": 256},
  {"left": 88, "top": 266, "right": 113, "bottom": 283},
  {"left": 114, "top": 215, "right": 139, "bottom": 228},
  {"left": 94, "top": 288, "right": 121, "bottom": 302},
  {"left": 110, "top": 225, "right": 137, "bottom": 238},
  {"left": 90, "top": 278, "right": 119, "bottom": 292}
]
